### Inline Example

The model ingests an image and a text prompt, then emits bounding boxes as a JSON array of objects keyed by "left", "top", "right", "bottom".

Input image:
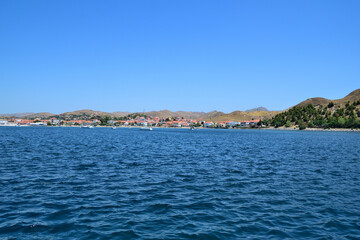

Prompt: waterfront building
[{"left": 0, "top": 120, "right": 8, "bottom": 125}]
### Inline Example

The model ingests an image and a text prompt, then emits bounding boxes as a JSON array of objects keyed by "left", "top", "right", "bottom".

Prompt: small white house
[
  {"left": 240, "top": 121, "right": 250, "bottom": 127},
  {"left": 171, "top": 122, "right": 182, "bottom": 127},
  {"left": 30, "top": 122, "right": 45, "bottom": 126},
  {"left": 50, "top": 119, "right": 60, "bottom": 125},
  {"left": 140, "top": 122, "right": 148, "bottom": 126},
  {"left": 0, "top": 120, "right": 8, "bottom": 125},
  {"left": 227, "top": 121, "right": 240, "bottom": 127},
  {"left": 204, "top": 122, "right": 214, "bottom": 128}
]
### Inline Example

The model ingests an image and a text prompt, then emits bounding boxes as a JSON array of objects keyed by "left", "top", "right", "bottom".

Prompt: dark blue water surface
[{"left": 1, "top": 127, "right": 360, "bottom": 239}]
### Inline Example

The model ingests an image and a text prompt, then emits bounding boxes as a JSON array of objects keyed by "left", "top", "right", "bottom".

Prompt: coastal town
[
  {"left": 0, "top": 115, "right": 262, "bottom": 128},
  {"left": 2, "top": 89, "right": 359, "bottom": 130}
]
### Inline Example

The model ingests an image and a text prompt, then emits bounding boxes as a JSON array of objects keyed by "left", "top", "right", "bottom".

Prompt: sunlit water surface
[{"left": 0, "top": 127, "right": 360, "bottom": 239}]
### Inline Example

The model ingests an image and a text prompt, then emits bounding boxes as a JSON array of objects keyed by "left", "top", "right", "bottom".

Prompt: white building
[
  {"left": 30, "top": 122, "right": 45, "bottom": 126},
  {"left": 204, "top": 122, "right": 214, "bottom": 127},
  {"left": 140, "top": 122, "right": 148, "bottom": 126},
  {"left": 50, "top": 119, "right": 60, "bottom": 125},
  {"left": 0, "top": 120, "right": 8, "bottom": 125},
  {"left": 227, "top": 121, "right": 240, "bottom": 127},
  {"left": 240, "top": 121, "right": 250, "bottom": 127}
]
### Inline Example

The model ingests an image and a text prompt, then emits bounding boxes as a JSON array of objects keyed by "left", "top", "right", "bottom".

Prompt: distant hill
[
  {"left": 112, "top": 111, "right": 131, "bottom": 117},
  {"left": 25, "top": 112, "right": 55, "bottom": 119},
  {"left": 144, "top": 110, "right": 178, "bottom": 119},
  {"left": 296, "top": 89, "right": 360, "bottom": 107},
  {"left": 204, "top": 110, "right": 280, "bottom": 122},
  {"left": 0, "top": 112, "right": 34, "bottom": 118},
  {"left": 61, "top": 109, "right": 109, "bottom": 116},
  {"left": 143, "top": 110, "right": 224, "bottom": 120},
  {"left": 17, "top": 109, "right": 224, "bottom": 120},
  {"left": 0, "top": 109, "right": 276, "bottom": 121},
  {"left": 143, "top": 109, "right": 277, "bottom": 122},
  {"left": 201, "top": 111, "right": 225, "bottom": 120},
  {"left": 58, "top": 109, "right": 112, "bottom": 119},
  {"left": 245, "top": 107, "right": 269, "bottom": 112},
  {"left": 4, "top": 89, "right": 358, "bottom": 123}
]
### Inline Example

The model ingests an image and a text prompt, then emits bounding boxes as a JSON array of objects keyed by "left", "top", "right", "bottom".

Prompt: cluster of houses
[
  {"left": 0, "top": 116, "right": 263, "bottom": 128},
  {"left": 0, "top": 118, "right": 60, "bottom": 126}
]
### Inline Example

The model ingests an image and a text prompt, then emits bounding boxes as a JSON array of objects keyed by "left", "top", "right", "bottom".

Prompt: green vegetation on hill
[{"left": 271, "top": 100, "right": 360, "bottom": 129}]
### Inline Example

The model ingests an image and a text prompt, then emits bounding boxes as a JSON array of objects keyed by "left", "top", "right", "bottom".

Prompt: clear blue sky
[{"left": 1, "top": 0, "right": 359, "bottom": 114}]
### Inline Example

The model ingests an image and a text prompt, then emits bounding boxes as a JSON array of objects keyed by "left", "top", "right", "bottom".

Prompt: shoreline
[
  {"left": 1, "top": 124, "right": 359, "bottom": 132},
  {"left": 261, "top": 127, "right": 360, "bottom": 132}
]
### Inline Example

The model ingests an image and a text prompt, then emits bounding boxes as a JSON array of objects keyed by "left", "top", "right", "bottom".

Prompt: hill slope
[
  {"left": 245, "top": 107, "right": 269, "bottom": 112},
  {"left": 112, "top": 111, "right": 131, "bottom": 117},
  {"left": 56, "top": 109, "right": 113, "bottom": 120},
  {"left": 26, "top": 112, "right": 55, "bottom": 119},
  {"left": 0, "top": 112, "right": 35, "bottom": 118},
  {"left": 296, "top": 89, "right": 360, "bottom": 107},
  {"left": 272, "top": 88, "right": 360, "bottom": 129},
  {"left": 143, "top": 110, "right": 224, "bottom": 120},
  {"left": 204, "top": 110, "right": 280, "bottom": 122}
]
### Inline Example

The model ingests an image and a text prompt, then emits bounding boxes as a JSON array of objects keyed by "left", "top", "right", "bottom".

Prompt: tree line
[{"left": 269, "top": 100, "right": 360, "bottom": 129}]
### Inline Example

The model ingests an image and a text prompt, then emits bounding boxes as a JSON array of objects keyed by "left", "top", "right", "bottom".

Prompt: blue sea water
[{"left": 0, "top": 127, "right": 360, "bottom": 239}]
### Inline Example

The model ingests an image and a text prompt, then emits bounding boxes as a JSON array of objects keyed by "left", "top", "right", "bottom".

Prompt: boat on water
[
  {"left": 140, "top": 127, "right": 152, "bottom": 131},
  {"left": 112, "top": 126, "right": 116, "bottom": 129},
  {"left": 190, "top": 126, "right": 195, "bottom": 130},
  {"left": 81, "top": 125, "right": 94, "bottom": 129}
]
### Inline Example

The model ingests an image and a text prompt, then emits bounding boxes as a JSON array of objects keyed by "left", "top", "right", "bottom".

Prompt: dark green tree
[{"left": 100, "top": 115, "right": 111, "bottom": 125}]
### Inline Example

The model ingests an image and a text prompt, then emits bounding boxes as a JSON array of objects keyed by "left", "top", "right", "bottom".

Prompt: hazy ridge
[{"left": 2, "top": 89, "right": 359, "bottom": 121}]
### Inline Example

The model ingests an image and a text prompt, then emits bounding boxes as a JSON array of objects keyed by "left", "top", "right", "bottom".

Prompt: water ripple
[{"left": 0, "top": 127, "right": 360, "bottom": 239}]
